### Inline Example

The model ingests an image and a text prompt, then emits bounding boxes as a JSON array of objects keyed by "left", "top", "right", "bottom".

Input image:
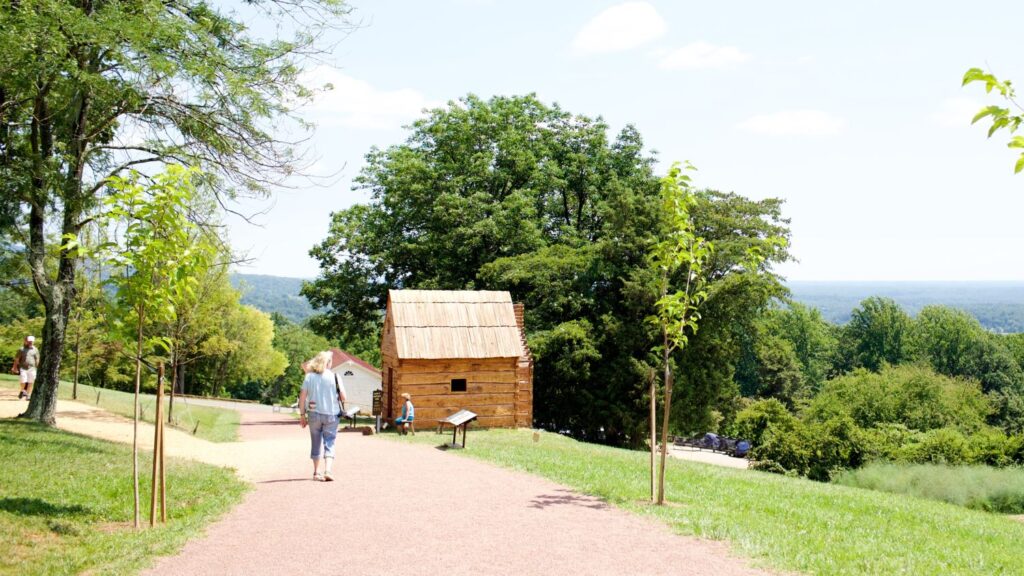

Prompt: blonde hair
[{"left": 307, "top": 350, "right": 333, "bottom": 374}]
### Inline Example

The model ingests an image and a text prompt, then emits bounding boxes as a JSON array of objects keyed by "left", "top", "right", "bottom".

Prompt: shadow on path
[
  {"left": 240, "top": 420, "right": 294, "bottom": 427},
  {"left": 529, "top": 489, "right": 609, "bottom": 511}
]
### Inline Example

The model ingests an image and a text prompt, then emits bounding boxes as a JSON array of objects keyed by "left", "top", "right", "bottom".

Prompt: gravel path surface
[
  {"left": 143, "top": 423, "right": 776, "bottom": 576},
  {"left": 670, "top": 446, "right": 752, "bottom": 469},
  {"left": 2, "top": 390, "right": 777, "bottom": 575}
]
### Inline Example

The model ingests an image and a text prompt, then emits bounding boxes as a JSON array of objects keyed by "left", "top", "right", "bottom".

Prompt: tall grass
[
  {"left": 833, "top": 462, "right": 1024, "bottom": 513},
  {"left": 385, "top": 428, "right": 1024, "bottom": 575},
  {"left": 0, "top": 374, "right": 239, "bottom": 442},
  {"left": 0, "top": 420, "right": 247, "bottom": 575}
]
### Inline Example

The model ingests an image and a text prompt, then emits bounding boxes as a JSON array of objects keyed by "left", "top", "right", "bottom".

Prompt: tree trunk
[
  {"left": 168, "top": 358, "right": 177, "bottom": 424},
  {"left": 649, "top": 368, "right": 656, "bottom": 503},
  {"left": 73, "top": 329, "right": 81, "bottom": 401},
  {"left": 21, "top": 87, "right": 86, "bottom": 425},
  {"left": 657, "top": 331, "right": 673, "bottom": 505},
  {"left": 213, "top": 359, "right": 227, "bottom": 397},
  {"left": 150, "top": 364, "right": 164, "bottom": 527},
  {"left": 19, "top": 287, "right": 71, "bottom": 425},
  {"left": 177, "top": 362, "right": 186, "bottom": 395},
  {"left": 132, "top": 310, "right": 144, "bottom": 529}
]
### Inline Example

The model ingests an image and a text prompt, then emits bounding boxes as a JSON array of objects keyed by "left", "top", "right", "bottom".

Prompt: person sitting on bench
[{"left": 395, "top": 393, "right": 415, "bottom": 434}]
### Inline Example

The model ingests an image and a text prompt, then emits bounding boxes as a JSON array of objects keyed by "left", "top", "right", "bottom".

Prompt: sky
[{"left": 225, "top": 0, "right": 1024, "bottom": 282}]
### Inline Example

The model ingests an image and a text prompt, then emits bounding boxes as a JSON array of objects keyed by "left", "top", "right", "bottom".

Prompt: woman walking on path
[{"left": 298, "top": 351, "right": 346, "bottom": 481}]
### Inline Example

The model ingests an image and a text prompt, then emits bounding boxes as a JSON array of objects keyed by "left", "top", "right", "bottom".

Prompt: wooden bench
[{"left": 437, "top": 409, "right": 478, "bottom": 448}]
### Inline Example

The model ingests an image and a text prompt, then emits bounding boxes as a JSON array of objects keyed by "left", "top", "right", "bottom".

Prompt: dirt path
[{"left": 2, "top": 390, "right": 777, "bottom": 575}]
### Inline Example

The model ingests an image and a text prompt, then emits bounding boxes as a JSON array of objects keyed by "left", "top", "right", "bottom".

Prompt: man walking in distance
[{"left": 11, "top": 336, "right": 39, "bottom": 400}]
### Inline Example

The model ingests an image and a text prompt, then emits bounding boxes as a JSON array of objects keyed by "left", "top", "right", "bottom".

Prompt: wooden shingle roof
[{"left": 388, "top": 290, "right": 525, "bottom": 360}]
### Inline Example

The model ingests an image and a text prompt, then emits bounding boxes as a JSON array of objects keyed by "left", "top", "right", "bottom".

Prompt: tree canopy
[{"left": 1, "top": 0, "right": 350, "bottom": 424}]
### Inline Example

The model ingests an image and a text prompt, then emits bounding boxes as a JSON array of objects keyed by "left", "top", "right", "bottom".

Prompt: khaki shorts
[{"left": 20, "top": 368, "right": 37, "bottom": 384}]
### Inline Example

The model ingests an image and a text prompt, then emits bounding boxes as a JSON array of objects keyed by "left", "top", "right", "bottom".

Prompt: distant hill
[
  {"left": 230, "top": 275, "right": 1024, "bottom": 333},
  {"left": 231, "top": 273, "right": 315, "bottom": 323},
  {"left": 788, "top": 281, "right": 1024, "bottom": 333}
]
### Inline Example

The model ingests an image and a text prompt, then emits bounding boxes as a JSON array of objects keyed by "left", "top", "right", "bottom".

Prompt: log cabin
[{"left": 380, "top": 290, "right": 533, "bottom": 429}]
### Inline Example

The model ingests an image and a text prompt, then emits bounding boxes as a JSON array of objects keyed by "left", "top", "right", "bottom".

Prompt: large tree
[
  {"left": 305, "top": 94, "right": 665, "bottom": 444},
  {"left": 0, "top": 0, "right": 349, "bottom": 424},
  {"left": 838, "top": 297, "right": 912, "bottom": 372}
]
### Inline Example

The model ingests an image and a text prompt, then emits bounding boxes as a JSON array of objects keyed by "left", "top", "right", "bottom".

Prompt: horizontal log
[
  {"left": 406, "top": 393, "right": 515, "bottom": 409},
  {"left": 398, "top": 370, "right": 518, "bottom": 385},
  {"left": 398, "top": 383, "right": 517, "bottom": 396},
  {"left": 398, "top": 359, "right": 516, "bottom": 372},
  {"left": 411, "top": 405, "right": 515, "bottom": 420}
]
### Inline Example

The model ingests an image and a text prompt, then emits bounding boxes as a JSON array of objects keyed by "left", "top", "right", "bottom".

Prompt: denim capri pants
[{"left": 307, "top": 412, "right": 339, "bottom": 460}]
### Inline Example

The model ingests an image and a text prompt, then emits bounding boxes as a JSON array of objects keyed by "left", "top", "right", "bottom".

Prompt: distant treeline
[
  {"left": 789, "top": 282, "right": 1024, "bottom": 333},
  {"left": 231, "top": 276, "right": 1024, "bottom": 334}
]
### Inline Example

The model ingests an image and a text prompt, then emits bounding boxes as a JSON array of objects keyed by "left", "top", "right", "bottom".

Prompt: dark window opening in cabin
[
  {"left": 451, "top": 378, "right": 467, "bottom": 392},
  {"left": 344, "top": 371, "right": 354, "bottom": 376}
]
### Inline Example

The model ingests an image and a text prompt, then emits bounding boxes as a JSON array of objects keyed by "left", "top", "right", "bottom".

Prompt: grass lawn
[
  {"left": 384, "top": 428, "right": 1024, "bottom": 575},
  {"left": 0, "top": 374, "right": 240, "bottom": 442},
  {"left": 0, "top": 419, "right": 248, "bottom": 576}
]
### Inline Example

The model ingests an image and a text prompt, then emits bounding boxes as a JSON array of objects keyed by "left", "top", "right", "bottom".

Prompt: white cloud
[
  {"left": 572, "top": 2, "right": 666, "bottom": 55},
  {"left": 932, "top": 97, "right": 983, "bottom": 128},
  {"left": 301, "top": 67, "right": 440, "bottom": 130},
  {"left": 737, "top": 110, "right": 847, "bottom": 136},
  {"left": 658, "top": 42, "right": 750, "bottom": 70}
]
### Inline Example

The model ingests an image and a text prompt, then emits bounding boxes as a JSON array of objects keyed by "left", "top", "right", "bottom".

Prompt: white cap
[{"left": 26, "top": 335, "right": 35, "bottom": 342}]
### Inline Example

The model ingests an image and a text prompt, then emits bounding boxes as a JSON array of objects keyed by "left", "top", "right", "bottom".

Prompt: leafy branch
[{"left": 963, "top": 68, "right": 1024, "bottom": 174}]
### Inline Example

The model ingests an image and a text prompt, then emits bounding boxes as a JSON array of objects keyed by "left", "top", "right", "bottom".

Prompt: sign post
[{"left": 372, "top": 389, "right": 383, "bottom": 433}]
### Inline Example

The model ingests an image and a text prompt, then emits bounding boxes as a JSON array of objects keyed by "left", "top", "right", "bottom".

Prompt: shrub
[
  {"left": 1005, "top": 435, "right": 1024, "bottom": 464},
  {"left": 969, "top": 428, "right": 1015, "bottom": 467},
  {"left": 806, "top": 365, "right": 990, "bottom": 434},
  {"left": 898, "top": 428, "right": 973, "bottom": 465},
  {"left": 751, "top": 418, "right": 813, "bottom": 478},
  {"left": 834, "top": 462, "right": 1024, "bottom": 513},
  {"left": 728, "top": 397, "right": 798, "bottom": 447},
  {"left": 751, "top": 415, "right": 867, "bottom": 481},
  {"left": 855, "top": 423, "right": 914, "bottom": 463},
  {"left": 805, "top": 416, "right": 866, "bottom": 480}
]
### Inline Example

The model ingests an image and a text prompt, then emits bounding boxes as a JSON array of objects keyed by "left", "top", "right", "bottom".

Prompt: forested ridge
[
  {"left": 235, "top": 274, "right": 1024, "bottom": 334},
  {"left": 791, "top": 281, "right": 1024, "bottom": 332},
  {"left": 231, "top": 274, "right": 316, "bottom": 324}
]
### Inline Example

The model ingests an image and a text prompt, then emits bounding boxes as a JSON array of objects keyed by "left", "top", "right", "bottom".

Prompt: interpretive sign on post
[{"left": 372, "top": 390, "right": 382, "bottom": 416}]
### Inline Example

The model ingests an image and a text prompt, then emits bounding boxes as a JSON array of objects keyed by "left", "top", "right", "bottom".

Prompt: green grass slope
[{"left": 0, "top": 420, "right": 248, "bottom": 576}]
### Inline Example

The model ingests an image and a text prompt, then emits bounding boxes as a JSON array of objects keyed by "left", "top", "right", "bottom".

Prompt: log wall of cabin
[
  {"left": 513, "top": 303, "right": 533, "bottom": 428},
  {"left": 380, "top": 311, "right": 398, "bottom": 419},
  {"left": 395, "top": 357, "right": 519, "bottom": 428}
]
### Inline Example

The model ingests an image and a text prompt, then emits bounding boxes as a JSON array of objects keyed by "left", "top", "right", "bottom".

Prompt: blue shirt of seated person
[{"left": 395, "top": 393, "right": 414, "bottom": 427}]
